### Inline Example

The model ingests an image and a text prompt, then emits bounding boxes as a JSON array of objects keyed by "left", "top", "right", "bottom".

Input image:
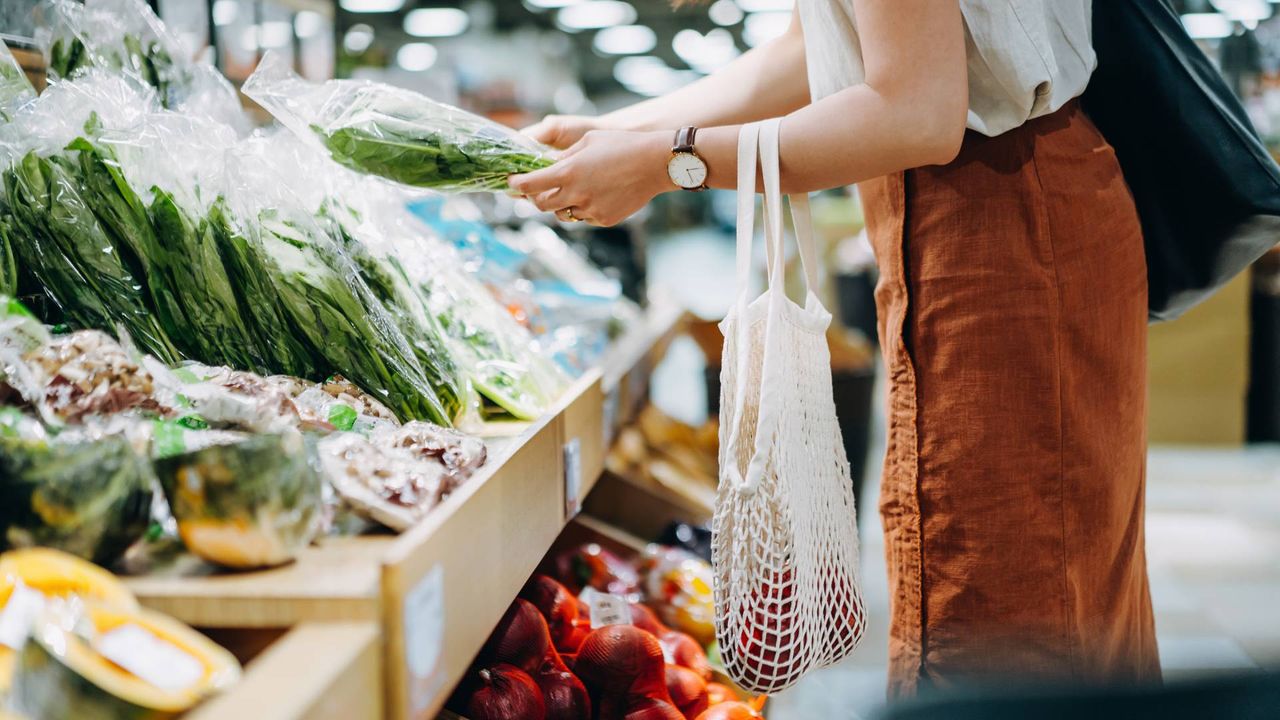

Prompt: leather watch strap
[{"left": 674, "top": 126, "right": 698, "bottom": 153}]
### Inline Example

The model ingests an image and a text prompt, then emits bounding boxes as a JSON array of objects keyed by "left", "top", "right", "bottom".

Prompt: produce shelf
[
  {"left": 120, "top": 298, "right": 686, "bottom": 719},
  {"left": 188, "top": 622, "right": 382, "bottom": 720}
]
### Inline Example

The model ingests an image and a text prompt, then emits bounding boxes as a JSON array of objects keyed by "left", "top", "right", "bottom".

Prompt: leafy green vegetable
[
  {"left": 0, "top": 149, "right": 181, "bottom": 362},
  {"left": 317, "top": 122, "right": 552, "bottom": 192},
  {"left": 251, "top": 210, "right": 453, "bottom": 425},
  {"left": 324, "top": 202, "right": 465, "bottom": 420},
  {"left": 0, "top": 218, "right": 15, "bottom": 297},
  {"left": 0, "top": 42, "right": 35, "bottom": 122},
  {"left": 207, "top": 199, "right": 320, "bottom": 379},
  {"left": 48, "top": 32, "right": 179, "bottom": 108}
]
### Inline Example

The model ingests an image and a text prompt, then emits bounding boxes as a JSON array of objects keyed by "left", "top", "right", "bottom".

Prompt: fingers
[
  {"left": 522, "top": 118, "right": 560, "bottom": 146},
  {"left": 508, "top": 162, "right": 566, "bottom": 196},
  {"left": 530, "top": 187, "right": 568, "bottom": 213}
]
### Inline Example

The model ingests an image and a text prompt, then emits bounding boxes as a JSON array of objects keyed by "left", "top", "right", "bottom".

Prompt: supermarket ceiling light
[
  {"left": 1210, "top": 0, "right": 1272, "bottom": 21},
  {"left": 212, "top": 0, "right": 238, "bottom": 27},
  {"left": 673, "top": 28, "right": 740, "bottom": 73},
  {"left": 397, "top": 42, "right": 438, "bottom": 71},
  {"left": 593, "top": 25, "right": 656, "bottom": 55},
  {"left": 558, "top": 1, "right": 637, "bottom": 32},
  {"left": 339, "top": 0, "right": 404, "bottom": 12},
  {"left": 734, "top": 0, "right": 792, "bottom": 12},
  {"left": 613, "top": 56, "right": 696, "bottom": 97},
  {"left": 343, "top": 23, "right": 375, "bottom": 53},
  {"left": 709, "top": 0, "right": 745, "bottom": 27},
  {"left": 404, "top": 8, "right": 470, "bottom": 37},
  {"left": 242, "top": 21, "right": 292, "bottom": 50},
  {"left": 743, "top": 11, "right": 790, "bottom": 47},
  {"left": 526, "top": 0, "right": 581, "bottom": 8},
  {"left": 613, "top": 55, "right": 668, "bottom": 86},
  {"left": 294, "top": 11, "right": 324, "bottom": 39},
  {"left": 1182, "top": 12, "right": 1233, "bottom": 38}
]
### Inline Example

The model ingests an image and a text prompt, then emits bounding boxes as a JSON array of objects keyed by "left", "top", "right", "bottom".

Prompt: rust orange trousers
[{"left": 859, "top": 101, "right": 1161, "bottom": 697}]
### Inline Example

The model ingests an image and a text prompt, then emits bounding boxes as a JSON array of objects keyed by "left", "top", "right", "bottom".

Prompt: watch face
[{"left": 667, "top": 152, "right": 708, "bottom": 189}]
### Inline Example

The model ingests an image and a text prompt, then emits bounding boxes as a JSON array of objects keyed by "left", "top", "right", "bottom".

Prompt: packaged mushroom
[{"left": 318, "top": 422, "right": 486, "bottom": 532}]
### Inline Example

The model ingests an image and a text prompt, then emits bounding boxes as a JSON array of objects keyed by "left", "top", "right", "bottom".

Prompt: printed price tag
[
  {"left": 583, "top": 588, "right": 632, "bottom": 629},
  {"left": 602, "top": 387, "right": 620, "bottom": 448},
  {"left": 0, "top": 581, "right": 44, "bottom": 651},
  {"left": 97, "top": 624, "right": 204, "bottom": 693},
  {"left": 564, "top": 437, "right": 583, "bottom": 519},
  {"left": 405, "top": 565, "right": 446, "bottom": 714}
]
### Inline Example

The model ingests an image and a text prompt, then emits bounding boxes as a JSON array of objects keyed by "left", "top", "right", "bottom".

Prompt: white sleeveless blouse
[{"left": 797, "top": 0, "right": 1096, "bottom": 137}]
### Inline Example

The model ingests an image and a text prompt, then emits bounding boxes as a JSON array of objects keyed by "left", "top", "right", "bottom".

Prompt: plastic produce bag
[
  {"left": 216, "top": 133, "right": 460, "bottom": 425},
  {"left": 409, "top": 197, "right": 637, "bottom": 374},
  {"left": 153, "top": 432, "right": 322, "bottom": 569},
  {"left": 334, "top": 181, "right": 566, "bottom": 422},
  {"left": 0, "top": 74, "right": 183, "bottom": 364},
  {"left": 0, "top": 42, "right": 36, "bottom": 121},
  {"left": 318, "top": 421, "right": 486, "bottom": 532},
  {"left": 244, "top": 51, "right": 553, "bottom": 193},
  {"left": 39, "top": 0, "right": 247, "bottom": 131},
  {"left": 0, "top": 430, "right": 153, "bottom": 565}
]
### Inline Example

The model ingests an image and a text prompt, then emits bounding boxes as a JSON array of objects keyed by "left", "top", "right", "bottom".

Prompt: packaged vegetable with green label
[{"left": 244, "top": 51, "right": 554, "bottom": 193}]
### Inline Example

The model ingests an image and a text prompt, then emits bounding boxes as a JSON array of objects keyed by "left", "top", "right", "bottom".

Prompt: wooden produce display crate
[
  {"left": 119, "top": 299, "right": 687, "bottom": 720},
  {"left": 188, "top": 622, "right": 382, "bottom": 720}
]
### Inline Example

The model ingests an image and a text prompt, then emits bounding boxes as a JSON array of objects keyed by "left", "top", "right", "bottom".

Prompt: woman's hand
[
  {"left": 509, "top": 129, "right": 673, "bottom": 227},
  {"left": 523, "top": 115, "right": 604, "bottom": 150}
]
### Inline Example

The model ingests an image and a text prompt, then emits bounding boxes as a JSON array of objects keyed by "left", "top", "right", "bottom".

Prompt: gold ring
[{"left": 561, "top": 207, "right": 582, "bottom": 223}]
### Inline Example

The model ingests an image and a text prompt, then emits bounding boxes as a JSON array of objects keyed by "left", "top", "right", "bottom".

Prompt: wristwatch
[{"left": 668, "top": 126, "right": 709, "bottom": 191}]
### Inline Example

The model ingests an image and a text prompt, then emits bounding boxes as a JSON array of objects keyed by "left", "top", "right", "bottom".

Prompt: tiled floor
[{"left": 647, "top": 228, "right": 1280, "bottom": 720}]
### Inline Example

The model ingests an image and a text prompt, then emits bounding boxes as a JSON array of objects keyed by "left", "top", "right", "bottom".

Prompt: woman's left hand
[{"left": 509, "top": 129, "right": 673, "bottom": 226}]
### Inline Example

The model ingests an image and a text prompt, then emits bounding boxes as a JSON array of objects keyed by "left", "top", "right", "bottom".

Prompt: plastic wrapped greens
[
  {"left": 329, "top": 178, "right": 566, "bottom": 421},
  {"left": 0, "top": 72, "right": 462, "bottom": 425},
  {"left": 0, "top": 75, "right": 182, "bottom": 363},
  {"left": 39, "top": 0, "right": 247, "bottom": 131},
  {"left": 244, "top": 51, "right": 553, "bottom": 193},
  {"left": 0, "top": 41, "right": 36, "bottom": 122},
  {"left": 217, "top": 135, "right": 461, "bottom": 425}
]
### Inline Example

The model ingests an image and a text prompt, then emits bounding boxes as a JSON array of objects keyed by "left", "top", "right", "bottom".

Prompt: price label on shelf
[
  {"left": 405, "top": 565, "right": 445, "bottom": 715},
  {"left": 602, "top": 386, "right": 620, "bottom": 448},
  {"left": 582, "top": 588, "right": 632, "bottom": 629},
  {"left": 564, "top": 437, "right": 583, "bottom": 520}
]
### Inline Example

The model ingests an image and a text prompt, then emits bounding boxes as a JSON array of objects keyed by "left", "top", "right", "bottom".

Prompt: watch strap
[{"left": 674, "top": 126, "right": 698, "bottom": 153}]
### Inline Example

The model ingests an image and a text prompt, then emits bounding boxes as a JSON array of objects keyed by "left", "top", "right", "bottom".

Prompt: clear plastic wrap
[
  {"left": 0, "top": 430, "right": 154, "bottom": 565},
  {"left": 152, "top": 431, "right": 322, "bottom": 569},
  {"left": 215, "top": 132, "right": 461, "bottom": 425},
  {"left": 335, "top": 182, "right": 567, "bottom": 422},
  {"left": 0, "top": 73, "right": 182, "bottom": 364},
  {"left": 39, "top": 0, "right": 247, "bottom": 132},
  {"left": 317, "top": 421, "right": 486, "bottom": 532},
  {"left": 0, "top": 41, "right": 36, "bottom": 122},
  {"left": 244, "top": 51, "right": 553, "bottom": 193},
  {"left": 408, "top": 197, "right": 639, "bottom": 375}
]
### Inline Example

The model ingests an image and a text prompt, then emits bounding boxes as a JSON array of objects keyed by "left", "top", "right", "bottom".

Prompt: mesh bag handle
[{"left": 723, "top": 118, "right": 822, "bottom": 493}]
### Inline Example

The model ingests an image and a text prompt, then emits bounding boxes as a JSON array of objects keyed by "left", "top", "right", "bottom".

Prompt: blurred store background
[{"left": 1, "top": 0, "right": 1277, "bottom": 718}]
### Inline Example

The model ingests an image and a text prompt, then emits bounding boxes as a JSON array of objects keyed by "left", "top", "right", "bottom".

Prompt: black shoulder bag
[{"left": 1082, "top": 0, "right": 1280, "bottom": 321}]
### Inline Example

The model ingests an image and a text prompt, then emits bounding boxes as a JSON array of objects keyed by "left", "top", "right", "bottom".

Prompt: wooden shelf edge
[
  {"left": 125, "top": 535, "right": 390, "bottom": 629},
  {"left": 188, "top": 622, "right": 382, "bottom": 720}
]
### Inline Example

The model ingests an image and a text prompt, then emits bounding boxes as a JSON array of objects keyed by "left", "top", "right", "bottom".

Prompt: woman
[{"left": 510, "top": 0, "right": 1161, "bottom": 697}]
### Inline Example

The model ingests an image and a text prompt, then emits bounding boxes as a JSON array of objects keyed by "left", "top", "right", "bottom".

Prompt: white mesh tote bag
[{"left": 713, "top": 118, "right": 866, "bottom": 694}]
